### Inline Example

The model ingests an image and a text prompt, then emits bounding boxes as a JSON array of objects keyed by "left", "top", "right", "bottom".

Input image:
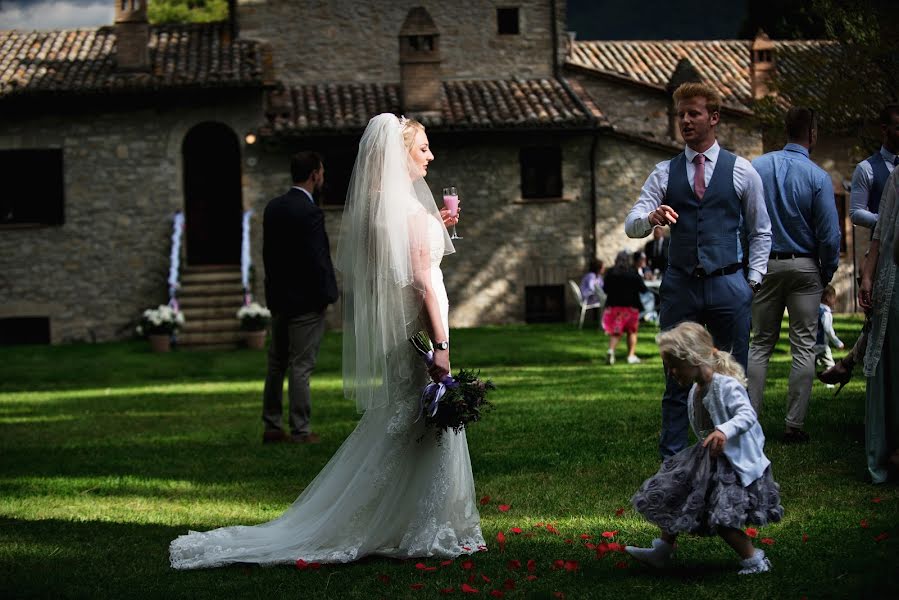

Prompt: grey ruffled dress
[{"left": 632, "top": 373, "right": 784, "bottom": 535}]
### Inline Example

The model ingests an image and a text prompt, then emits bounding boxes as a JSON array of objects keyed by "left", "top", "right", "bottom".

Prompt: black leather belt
[
  {"left": 770, "top": 252, "right": 815, "bottom": 260},
  {"left": 692, "top": 263, "right": 742, "bottom": 278}
]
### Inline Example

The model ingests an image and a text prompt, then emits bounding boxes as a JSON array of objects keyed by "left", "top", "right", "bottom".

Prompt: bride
[{"left": 169, "top": 113, "right": 484, "bottom": 569}]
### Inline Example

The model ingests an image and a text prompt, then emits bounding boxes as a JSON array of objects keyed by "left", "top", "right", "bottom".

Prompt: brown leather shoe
[
  {"left": 262, "top": 430, "right": 288, "bottom": 444},
  {"left": 289, "top": 432, "right": 321, "bottom": 444}
]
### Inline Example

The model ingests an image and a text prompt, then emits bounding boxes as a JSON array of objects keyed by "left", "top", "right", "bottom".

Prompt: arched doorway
[{"left": 182, "top": 122, "right": 242, "bottom": 265}]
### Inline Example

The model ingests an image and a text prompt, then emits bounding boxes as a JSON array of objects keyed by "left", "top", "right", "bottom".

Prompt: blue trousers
[{"left": 657, "top": 268, "right": 753, "bottom": 458}]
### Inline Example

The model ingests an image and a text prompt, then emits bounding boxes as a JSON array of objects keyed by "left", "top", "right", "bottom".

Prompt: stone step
[
  {"left": 178, "top": 295, "right": 244, "bottom": 309},
  {"left": 181, "top": 318, "right": 240, "bottom": 333},
  {"left": 180, "top": 271, "right": 242, "bottom": 285},
  {"left": 179, "top": 282, "right": 245, "bottom": 297},
  {"left": 179, "top": 330, "right": 244, "bottom": 346},
  {"left": 181, "top": 306, "right": 240, "bottom": 320}
]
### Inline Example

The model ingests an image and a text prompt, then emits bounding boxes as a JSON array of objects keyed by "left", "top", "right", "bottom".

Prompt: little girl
[
  {"left": 626, "top": 322, "right": 784, "bottom": 574},
  {"left": 814, "top": 285, "right": 844, "bottom": 388}
]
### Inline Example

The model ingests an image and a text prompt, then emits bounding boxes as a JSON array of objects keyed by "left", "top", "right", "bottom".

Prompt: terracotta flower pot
[
  {"left": 245, "top": 330, "right": 266, "bottom": 350},
  {"left": 148, "top": 334, "right": 171, "bottom": 353}
]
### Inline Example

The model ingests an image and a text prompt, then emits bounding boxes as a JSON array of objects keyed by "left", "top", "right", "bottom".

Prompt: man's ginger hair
[{"left": 673, "top": 82, "right": 722, "bottom": 115}]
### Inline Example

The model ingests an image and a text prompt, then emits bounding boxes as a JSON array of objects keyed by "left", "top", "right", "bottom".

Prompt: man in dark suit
[
  {"left": 643, "top": 225, "right": 670, "bottom": 274},
  {"left": 261, "top": 152, "right": 338, "bottom": 444}
]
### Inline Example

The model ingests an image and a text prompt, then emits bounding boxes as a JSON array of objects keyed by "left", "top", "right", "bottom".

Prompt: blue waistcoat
[
  {"left": 666, "top": 149, "right": 742, "bottom": 274},
  {"left": 866, "top": 152, "right": 890, "bottom": 215}
]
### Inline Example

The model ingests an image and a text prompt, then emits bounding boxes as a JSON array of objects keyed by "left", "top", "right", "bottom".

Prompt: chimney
[
  {"left": 750, "top": 30, "right": 776, "bottom": 100},
  {"left": 666, "top": 58, "right": 702, "bottom": 141},
  {"left": 398, "top": 7, "right": 442, "bottom": 117},
  {"left": 115, "top": 0, "right": 150, "bottom": 72}
]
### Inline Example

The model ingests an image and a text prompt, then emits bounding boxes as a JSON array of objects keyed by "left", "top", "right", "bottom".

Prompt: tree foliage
[
  {"left": 148, "top": 0, "right": 229, "bottom": 24},
  {"left": 752, "top": 0, "right": 898, "bottom": 147}
]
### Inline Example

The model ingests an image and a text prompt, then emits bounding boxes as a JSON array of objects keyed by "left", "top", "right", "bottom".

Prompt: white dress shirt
[
  {"left": 625, "top": 141, "right": 772, "bottom": 283},
  {"left": 849, "top": 146, "right": 897, "bottom": 229}
]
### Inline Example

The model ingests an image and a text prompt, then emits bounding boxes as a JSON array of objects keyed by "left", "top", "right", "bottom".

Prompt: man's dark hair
[
  {"left": 785, "top": 107, "right": 817, "bottom": 141},
  {"left": 290, "top": 151, "right": 323, "bottom": 183},
  {"left": 880, "top": 104, "right": 899, "bottom": 125}
]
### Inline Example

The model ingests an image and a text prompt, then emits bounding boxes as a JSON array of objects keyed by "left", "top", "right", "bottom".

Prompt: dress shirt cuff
[{"left": 747, "top": 269, "right": 763, "bottom": 285}]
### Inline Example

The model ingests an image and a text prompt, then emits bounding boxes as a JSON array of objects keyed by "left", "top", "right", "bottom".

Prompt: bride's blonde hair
[
  {"left": 657, "top": 321, "right": 747, "bottom": 387},
  {"left": 401, "top": 118, "right": 425, "bottom": 152}
]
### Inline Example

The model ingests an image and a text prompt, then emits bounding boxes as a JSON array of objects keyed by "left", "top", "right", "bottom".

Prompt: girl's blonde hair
[
  {"left": 657, "top": 321, "right": 747, "bottom": 387},
  {"left": 401, "top": 118, "right": 425, "bottom": 152}
]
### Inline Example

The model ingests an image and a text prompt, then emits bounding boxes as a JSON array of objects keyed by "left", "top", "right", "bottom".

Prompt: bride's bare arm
[{"left": 409, "top": 214, "right": 449, "bottom": 382}]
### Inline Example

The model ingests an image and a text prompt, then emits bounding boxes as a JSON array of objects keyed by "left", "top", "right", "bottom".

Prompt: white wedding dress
[{"left": 170, "top": 214, "right": 484, "bottom": 569}]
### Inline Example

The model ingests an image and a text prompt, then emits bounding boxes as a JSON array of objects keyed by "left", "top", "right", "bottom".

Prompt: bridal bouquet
[{"left": 409, "top": 331, "right": 495, "bottom": 441}]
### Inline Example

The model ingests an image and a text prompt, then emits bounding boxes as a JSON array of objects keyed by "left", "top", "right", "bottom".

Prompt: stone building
[{"left": 0, "top": 1, "right": 856, "bottom": 346}]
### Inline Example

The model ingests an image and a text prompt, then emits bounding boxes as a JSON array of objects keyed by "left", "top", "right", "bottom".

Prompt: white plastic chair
[{"left": 568, "top": 279, "right": 605, "bottom": 329}]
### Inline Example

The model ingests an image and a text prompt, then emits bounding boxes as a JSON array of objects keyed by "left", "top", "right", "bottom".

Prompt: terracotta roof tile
[
  {"left": 261, "top": 78, "right": 605, "bottom": 136},
  {"left": 0, "top": 22, "right": 264, "bottom": 99},
  {"left": 568, "top": 39, "right": 840, "bottom": 111}
]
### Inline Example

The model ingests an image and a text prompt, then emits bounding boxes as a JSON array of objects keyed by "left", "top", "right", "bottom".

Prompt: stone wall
[
  {"left": 237, "top": 0, "right": 565, "bottom": 84},
  {"left": 0, "top": 93, "right": 263, "bottom": 343}
]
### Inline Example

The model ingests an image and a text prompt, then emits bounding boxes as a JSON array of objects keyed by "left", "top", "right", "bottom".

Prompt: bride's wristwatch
[{"left": 434, "top": 341, "right": 449, "bottom": 351}]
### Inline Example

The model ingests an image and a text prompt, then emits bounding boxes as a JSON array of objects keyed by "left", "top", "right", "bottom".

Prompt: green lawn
[{"left": 1, "top": 315, "right": 896, "bottom": 599}]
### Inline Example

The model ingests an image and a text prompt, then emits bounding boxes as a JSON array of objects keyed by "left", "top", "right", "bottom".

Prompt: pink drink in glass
[{"left": 443, "top": 194, "right": 459, "bottom": 217}]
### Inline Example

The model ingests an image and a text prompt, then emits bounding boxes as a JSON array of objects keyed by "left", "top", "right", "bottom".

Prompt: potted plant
[
  {"left": 237, "top": 302, "right": 271, "bottom": 349},
  {"left": 136, "top": 304, "right": 185, "bottom": 352}
]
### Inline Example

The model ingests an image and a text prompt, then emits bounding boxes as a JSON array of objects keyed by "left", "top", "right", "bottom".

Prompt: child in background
[
  {"left": 625, "top": 322, "right": 784, "bottom": 574},
  {"left": 814, "top": 285, "right": 844, "bottom": 389}
]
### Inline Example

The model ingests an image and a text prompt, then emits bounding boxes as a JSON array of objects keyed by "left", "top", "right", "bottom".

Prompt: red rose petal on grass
[
  {"left": 745, "top": 527, "right": 758, "bottom": 538},
  {"left": 480, "top": 495, "right": 491, "bottom": 505},
  {"left": 441, "top": 560, "right": 454, "bottom": 567},
  {"left": 546, "top": 524, "right": 559, "bottom": 535},
  {"left": 481, "top": 574, "right": 492, "bottom": 583},
  {"left": 802, "top": 534, "right": 809, "bottom": 543},
  {"left": 497, "top": 531, "right": 507, "bottom": 553},
  {"left": 601, "top": 530, "right": 618, "bottom": 539},
  {"left": 377, "top": 574, "right": 390, "bottom": 585},
  {"left": 607, "top": 542, "right": 625, "bottom": 553},
  {"left": 534, "top": 522, "right": 544, "bottom": 528},
  {"left": 552, "top": 559, "right": 565, "bottom": 570},
  {"left": 503, "top": 578, "right": 516, "bottom": 590},
  {"left": 461, "top": 560, "right": 475, "bottom": 570},
  {"left": 580, "top": 534, "right": 592, "bottom": 540},
  {"left": 553, "top": 592, "right": 565, "bottom": 599},
  {"left": 872, "top": 497, "right": 882, "bottom": 503},
  {"left": 526, "top": 575, "right": 539, "bottom": 581},
  {"left": 564, "top": 560, "right": 579, "bottom": 572},
  {"left": 564, "top": 539, "right": 573, "bottom": 544},
  {"left": 415, "top": 562, "right": 437, "bottom": 572},
  {"left": 490, "top": 591, "right": 504, "bottom": 598},
  {"left": 461, "top": 583, "right": 480, "bottom": 594},
  {"left": 309, "top": 562, "right": 321, "bottom": 570},
  {"left": 498, "top": 504, "right": 511, "bottom": 512},
  {"left": 585, "top": 543, "right": 596, "bottom": 550},
  {"left": 874, "top": 532, "right": 890, "bottom": 542},
  {"left": 615, "top": 507, "right": 626, "bottom": 516},
  {"left": 440, "top": 588, "right": 455, "bottom": 595},
  {"left": 527, "top": 559, "right": 537, "bottom": 572},
  {"left": 510, "top": 527, "right": 523, "bottom": 534},
  {"left": 860, "top": 519, "right": 869, "bottom": 529},
  {"left": 614, "top": 560, "right": 629, "bottom": 569},
  {"left": 507, "top": 560, "right": 521, "bottom": 570},
  {"left": 760, "top": 538, "right": 775, "bottom": 546},
  {"left": 295, "top": 559, "right": 308, "bottom": 570},
  {"left": 596, "top": 542, "right": 610, "bottom": 559},
  {"left": 410, "top": 583, "right": 425, "bottom": 590},
  {"left": 467, "top": 574, "right": 476, "bottom": 584}
]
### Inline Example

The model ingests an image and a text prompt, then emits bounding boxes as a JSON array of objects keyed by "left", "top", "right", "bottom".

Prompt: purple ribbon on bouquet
[{"left": 415, "top": 350, "right": 457, "bottom": 423}]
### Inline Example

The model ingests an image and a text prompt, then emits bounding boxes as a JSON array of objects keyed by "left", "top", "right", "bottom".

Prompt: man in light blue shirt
[{"left": 747, "top": 107, "right": 841, "bottom": 443}]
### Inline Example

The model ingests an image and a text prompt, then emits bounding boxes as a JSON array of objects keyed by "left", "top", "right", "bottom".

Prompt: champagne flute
[{"left": 442, "top": 186, "right": 462, "bottom": 240}]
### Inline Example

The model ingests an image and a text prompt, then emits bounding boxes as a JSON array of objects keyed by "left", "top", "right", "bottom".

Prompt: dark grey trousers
[{"left": 262, "top": 311, "right": 326, "bottom": 437}]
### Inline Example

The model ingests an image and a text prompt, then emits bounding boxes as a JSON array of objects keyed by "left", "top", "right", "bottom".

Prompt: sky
[{"left": 0, "top": 0, "right": 749, "bottom": 39}]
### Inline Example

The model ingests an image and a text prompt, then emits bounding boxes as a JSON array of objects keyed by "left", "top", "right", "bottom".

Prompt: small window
[
  {"left": 0, "top": 317, "right": 51, "bottom": 345},
  {"left": 497, "top": 7, "right": 519, "bottom": 35},
  {"left": 525, "top": 285, "right": 565, "bottom": 323},
  {"left": 520, "top": 146, "right": 562, "bottom": 199},
  {"left": 0, "top": 149, "right": 65, "bottom": 226}
]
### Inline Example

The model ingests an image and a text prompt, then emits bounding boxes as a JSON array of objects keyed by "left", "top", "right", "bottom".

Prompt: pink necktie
[{"left": 693, "top": 153, "right": 706, "bottom": 200}]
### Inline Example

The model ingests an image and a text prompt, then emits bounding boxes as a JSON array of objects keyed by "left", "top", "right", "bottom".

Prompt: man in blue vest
[
  {"left": 747, "top": 107, "right": 841, "bottom": 443},
  {"left": 625, "top": 82, "right": 772, "bottom": 458},
  {"left": 820, "top": 104, "right": 899, "bottom": 386}
]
